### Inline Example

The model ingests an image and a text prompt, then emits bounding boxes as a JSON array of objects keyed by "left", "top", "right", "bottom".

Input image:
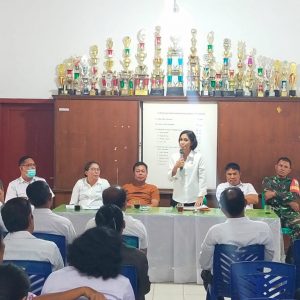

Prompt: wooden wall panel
[{"left": 218, "top": 101, "right": 300, "bottom": 193}]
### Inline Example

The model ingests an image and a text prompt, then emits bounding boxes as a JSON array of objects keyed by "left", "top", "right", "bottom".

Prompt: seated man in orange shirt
[{"left": 123, "top": 162, "right": 160, "bottom": 207}]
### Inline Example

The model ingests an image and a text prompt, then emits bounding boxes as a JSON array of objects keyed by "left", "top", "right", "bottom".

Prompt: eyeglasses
[
  {"left": 22, "top": 163, "right": 36, "bottom": 167},
  {"left": 89, "top": 168, "right": 100, "bottom": 172}
]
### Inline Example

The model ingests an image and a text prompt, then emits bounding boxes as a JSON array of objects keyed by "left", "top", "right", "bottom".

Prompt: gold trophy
[
  {"left": 57, "top": 63, "right": 66, "bottom": 95},
  {"left": 80, "top": 55, "right": 90, "bottom": 95},
  {"left": 228, "top": 69, "right": 235, "bottom": 94},
  {"left": 235, "top": 41, "right": 246, "bottom": 97},
  {"left": 73, "top": 56, "right": 82, "bottom": 95},
  {"left": 101, "top": 38, "right": 119, "bottom": 96},
  {"left": 273, "top": 60, "right": 281, "bottom": 97},
  {"left": 214, "top": 63, "right": 222, "bottom": 97},
  {"left": 222, "top": 38, "right": 234, "bottom": 97},
  {"left": 206, "top": 31, "right": 216, "bottom": 97},
  {"left": 134, "top": 29, "right": 149, "bottom": 96},
  {"left": 264, "top": 58, "right": 273, "bottom": 97},
  {"left": 280, "top": 60, "right": 289, "bottom": 97},
  {"left": 119, "top": 36, "right": 134, "bottom": 96},
  {"left": 186, "top": 29, "right": 200, "bottom": 96},
  {"left": 289, "top": 62, "right": 297, "bottom": 97},
  {"left": 244, "top": 49, "right": 256, "bottom": 97},
  {"left": 256, "top": 56, "right": 265, "bottom": 97},
  {"left": 65, "top": 58, "right": 74, "bottom": 95},
  {"left": 89, "top": 45, "right": 99, "bottom": 95},
  {"left": 150, "top": 26, "right": 164, "bottom": 96},
  {"left": 166, "top": 36, "right": 184, "bottom": 96}
]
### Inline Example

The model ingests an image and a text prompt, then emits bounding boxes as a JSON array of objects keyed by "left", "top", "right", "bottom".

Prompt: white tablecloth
[{"left": 54, "top": 207, "right": 282, "bottom": 283}]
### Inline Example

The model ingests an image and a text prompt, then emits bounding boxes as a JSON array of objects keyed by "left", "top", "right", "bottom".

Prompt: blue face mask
[{"left": 27, "top": 169, "right": 36, "bottom": 178}]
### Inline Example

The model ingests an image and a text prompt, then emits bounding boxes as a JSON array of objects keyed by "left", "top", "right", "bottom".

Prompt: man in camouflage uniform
[{"left": 262, "top": 157, "right": 300, "bottom": 240}]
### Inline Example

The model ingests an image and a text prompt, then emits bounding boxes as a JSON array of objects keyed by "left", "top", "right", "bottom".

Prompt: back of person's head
[
  {"left": 18, "top": 155, "right": 33, "bottom": 166},
  {"left": 26, "top": 180, "right": 51, "bottom": 207},
  {"left": 277, "top": 156, "right": 292, "bottom": 167},
  {"left": 225, "top": 162, "right": 240, "bottom": 172},
  {"left": 68, "top": 227, "right": 122, "bottom": 279},
  {"left": 0, "top": 263, "right": 30, "bottom": 300},
  {"left": 219, "top": 187, "right": 245, "bottom": 217},
  {"left": 1, "top": 197, "right": 32, "bottom": 232},
  {"left": 102, "top": 186, "right": 126, "bottom": 209},
  {"left": 95, "top": 204, "right": 124, "bottom": 233},
  {"left": 133, "top": 161, "right": 148, "bottom": 172}
]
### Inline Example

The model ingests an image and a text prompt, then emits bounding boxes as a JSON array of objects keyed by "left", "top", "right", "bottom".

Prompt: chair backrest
[
  {"left": 122, "top": 234, "right": 139, "bottom": 249},
  {"left": 3, "top": 260, "right": 52, "bottom": 295},
  {"left": 33, "top": 232, "right": 66, "bottom": 264},
  {"left": 121, "top": 265, "right": 138, "bottom": 298},
  {"left": 212, "top": 244, "right": 265, "bottom": 297},
  {"left": 293, "top": 239, "right": 300, "bottom": 288},
  {"left": 231, "top": 261, "right": 296, "bottom": 300}
]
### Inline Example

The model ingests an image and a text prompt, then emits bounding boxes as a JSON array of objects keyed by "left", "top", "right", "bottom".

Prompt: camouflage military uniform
[{"left": 263, "top": 176, "right": 300, "bottom": 240}]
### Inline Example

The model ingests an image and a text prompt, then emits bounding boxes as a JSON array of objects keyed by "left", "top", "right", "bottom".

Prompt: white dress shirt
[
  {"left": 5, "top": 176, "right": 55, "bottom": 202},
  {"left": 216, "top": 181, "right": 258, "bottom": 209},
  {"left": 199, "top": 217, "right": 274, "bottom": 272},
  {"left": 168, "top": 150, "right": 207, "bottom": 203},
  {"left": 3, "top": 231, "right": 64, "bottom": 271},
  {"left": 70, "top": 178, "right": 110, "bottom": 207},
  {"left": 85, "top": 213, "right": 148, "bottom": 250},
  {"left": 42, "top": 266, "right": 135, "bottom": 300},
  {"left": 33, "top": 208, "right": 77, "bottom": 244}
]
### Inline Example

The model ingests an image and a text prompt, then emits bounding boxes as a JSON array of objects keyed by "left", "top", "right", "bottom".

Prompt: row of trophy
[{"left": 56, "top": 28, "right": 298, "bottom": 97}]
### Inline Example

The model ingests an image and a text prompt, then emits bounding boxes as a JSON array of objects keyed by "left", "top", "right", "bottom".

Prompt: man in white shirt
[
  {"left": 199, "top": 187, "right": 274, "bottom": 287},
  {"left": 216, "top": 162, "right": 258, "bottom": 209},
  {"left": 26, "top": 180, "right": 76, "bottom": 244},
  {"left": 5, "top": 156, "right": 54, "bottom": 202},
  {"left": 85, "top": 186, "right": 148, "bottom": 254},
  {"left": 1, "top": 197, "right": 64, "bottom": 271}
]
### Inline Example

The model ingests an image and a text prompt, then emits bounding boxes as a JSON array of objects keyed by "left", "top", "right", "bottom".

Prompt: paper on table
[
  {"left": 183, "top": 205, "right": 209, "bottom": 211},
  {"left": 81, "top": 204, "right": 101, "bottom": 210}
]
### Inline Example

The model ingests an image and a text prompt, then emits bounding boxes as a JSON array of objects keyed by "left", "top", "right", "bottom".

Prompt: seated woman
[
  {"left": 41, "top": 227, "right": 134, "bottom": 299},
  {"left": 70, "top": 161, "right": 110, "bottom": 208}
]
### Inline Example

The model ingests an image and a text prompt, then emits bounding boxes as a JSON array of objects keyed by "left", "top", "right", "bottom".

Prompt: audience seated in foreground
[
  {"left": 85, "top": 185, "right": 148, "bottom": 254},
  {"left": 26, "top": 180, "right": 76, "bottom": 244},
  {"left": 1, "top": 197, "right": 64, "bottom": 271},
  {"left": 95, "top": 204, "right": 151, "bottom": 300},
  {"left": 199, "top": 187, "right": 274, "bottom": 288},
  {"left": 41, "top": 227, "right": 135, "bottom": 300}
]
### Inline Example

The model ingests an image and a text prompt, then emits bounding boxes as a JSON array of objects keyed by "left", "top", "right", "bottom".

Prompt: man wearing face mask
[{"left": 5, "top": 156, "right": 54, "bottom": 202}]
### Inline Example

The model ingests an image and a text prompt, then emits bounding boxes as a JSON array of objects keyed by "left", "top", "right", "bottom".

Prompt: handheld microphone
[{"left": 179, "top": 149, "right": 184, "bottom": 170}]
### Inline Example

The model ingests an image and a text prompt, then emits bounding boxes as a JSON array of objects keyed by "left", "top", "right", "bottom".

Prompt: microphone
[{"left": 179, "top": 149, "right": 184, "bottom": 170}]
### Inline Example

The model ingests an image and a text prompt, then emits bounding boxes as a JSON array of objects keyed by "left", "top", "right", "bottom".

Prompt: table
[{"left": 53, "top": 205, "right": 282, "bottom": 283}]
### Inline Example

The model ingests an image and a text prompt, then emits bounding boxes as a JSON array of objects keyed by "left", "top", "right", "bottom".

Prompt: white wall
[{"left": 0, "top": 0, "right": 299, "bottom": 98}]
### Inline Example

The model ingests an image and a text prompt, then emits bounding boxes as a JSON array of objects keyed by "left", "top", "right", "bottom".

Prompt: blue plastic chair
[
  {"left": 121, "top": 265, "right": 138, "bottom": 298},
  {"left": 3, "top": 260, "right": 52, "bottom": 295},
  {"left": 231, "top": 261, "right": 296, "bottom": 300},
  {"left": 207, "top": 244, "right": 265, "bottom": 300},
  {"left": 122, "top": 234, "right": 139, "bottom": 249},
  {"left": 33, "top": 232, "right": 66, "bottom": 265}
]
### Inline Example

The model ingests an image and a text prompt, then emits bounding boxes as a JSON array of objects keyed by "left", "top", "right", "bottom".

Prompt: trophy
[
  {"left": 214, "top": 63, "right": 223, "bottom": 97},
  {"left": 166, "top": 36, "right": 184, "bottom": 96},
  {"left": 206, "top": 31, "right": 216, "bottom": 97},
  {"left": 186, "top": 29, "right": 200, "bottom": 96},
  {"left": 289, "top": 62, "right": 297, "bottom": 97},
  {"left": 256, "top": 56, "right": 265, "bottom": 97},
  {"left": 73, "top": 56, "right": 82, "bottom": 95},
  {"left": 119, "top": 36, "right": 134, "bottom": 96},
  {"left": 264, "top": 58, "right": 273, "bottom": 97},
  {"left": 65, "top": 58, "right": 74, "bottom": 95},
  {"left": 80, "top": 56, "right": 90, "bottom": 95},
  {"left": 222, "top": 38, "right": 234, "bottom": 97},
  {"left": 273, "top": 60, "right": 281, "bottom": 97},
  {"left": 134, "top": 29, "right": 149, "bottom": 96},
  {"left": 150, "top": 26, "right": 164, "bottom": 96},
  {"left": 235, "top": 41, "right": 246, "bottom": 97},
  {"left": 101, "top": 38, "right": 119, "bottom": 96},
  {"left": 228, "top": 69, "right": 235, "bottom": 95},
  {"left": 89, "top": 45, "right": 99, "bottom": 95},
  {"left": 280, "top": 60, "right": 289, "bottom": 97},
  {"left": 244, "top": 49, "right": 256, "bottom": 97},
  {"left": 57, "top": 63, "right": 66, "bottom": 95}
]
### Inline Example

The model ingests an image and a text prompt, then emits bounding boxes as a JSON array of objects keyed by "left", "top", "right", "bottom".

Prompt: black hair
[
  {"left": 178, "top": 130, "right": 198, "bottom": 150},
  {"left": 67, "top": 227, "right": 122, "bottom": 279},
  {"left": 26, "top": 180, "right": 51, "bottom": 207},
  {"left": 225, "top": 162, "right": 241, "bottom": 172},
  {"left": 1, "top": 197, "right": 32, "bottom": 232},
  {"left": 18, "top": 156, "right": 34, "bottom": 167},
  {"left": 83, "top": 161, "right": 100, "bottom": 176},
  {"left": 102, "top": 186, "right": 126, "bottom": 209},
  {"left": 219, "top": 187, "right": 245, "bottom": 217},
  {"left": 0, "top": 263, "right": 30, "bottom": 300},
  {"left": 277, "top": 157, "right": 292, "bottom": 167},
  {"left": 95, "top": 204, "right": 124, "bottom": 233},
  {"left": 132, "top": 161, "right": 148, "bottom": 172}
]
